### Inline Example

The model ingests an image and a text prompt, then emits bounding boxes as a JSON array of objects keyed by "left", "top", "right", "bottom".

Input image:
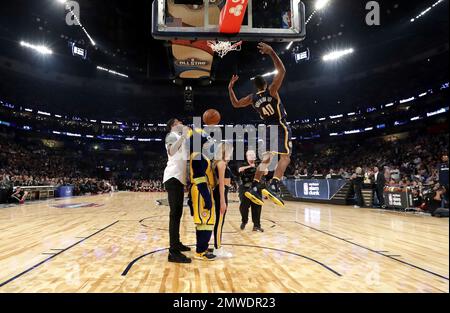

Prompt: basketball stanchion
[{"left": 219, "top": 0, "right": 249, "bottom": 34}]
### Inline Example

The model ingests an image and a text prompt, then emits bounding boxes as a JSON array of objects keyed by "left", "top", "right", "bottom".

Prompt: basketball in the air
[{"left": 203, "top": 109, "right": 221, "bottom": 125}]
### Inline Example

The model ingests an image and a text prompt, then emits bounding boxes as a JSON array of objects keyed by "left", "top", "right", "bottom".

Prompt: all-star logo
[{"left": 176, "top": 58, "right": 209, "bottom": 67}]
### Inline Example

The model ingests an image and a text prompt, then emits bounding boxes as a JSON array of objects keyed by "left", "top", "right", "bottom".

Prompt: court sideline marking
[
  {"left": 121, "top": 243, "right": 342, "bottom": 277},
  {"left": 294, "top": 221, "right": 449, "bottom": 281}
]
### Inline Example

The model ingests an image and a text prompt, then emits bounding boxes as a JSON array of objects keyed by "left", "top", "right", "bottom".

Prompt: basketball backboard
[{"left": 152, "top": 0, "right": 306, "bottom": 42}]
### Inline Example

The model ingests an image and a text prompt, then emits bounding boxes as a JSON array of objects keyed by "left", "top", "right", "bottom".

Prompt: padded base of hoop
[{"left": 219, "top": 0, "right": 249, "bottom": 34}]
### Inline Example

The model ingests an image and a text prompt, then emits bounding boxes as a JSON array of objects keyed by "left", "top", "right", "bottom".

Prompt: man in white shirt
[{"left": 164, "top": 118, "right": 191, "bottom": 263}]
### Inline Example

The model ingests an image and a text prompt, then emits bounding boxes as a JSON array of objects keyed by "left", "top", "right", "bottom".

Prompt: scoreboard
[{"left": 69, "top": 42, "right": 87, "bottom": 60}]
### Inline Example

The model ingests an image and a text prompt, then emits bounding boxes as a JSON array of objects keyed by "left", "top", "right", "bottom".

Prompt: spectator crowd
[
  {"left": 288, "top": 132, "right": 448, "bottom": 187},
  {"left": 1, "top": 129, "right": 448, "bottom": 214}
]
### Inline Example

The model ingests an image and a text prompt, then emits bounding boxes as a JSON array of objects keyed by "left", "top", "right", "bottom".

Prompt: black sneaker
[
  {"left": 194, "top": 251, "right": 216, "bottom": 261},
  {"left": 262, "top": 180, "right": 285, "bottom": 207},
  {"left": 172, "top": 243, "right": 191, "bottom": 252},
  {"left": 240, "top": 223, "right": 246, "bottom": 230},
  {"left": 253, "top": 226, "right": 264, "bottom": 232},
  {"left": 168, "top": 251, "right": 192, "bottom": 264},
  {"left": 245, "top": 183, "right": 264, "bottom": 206}
]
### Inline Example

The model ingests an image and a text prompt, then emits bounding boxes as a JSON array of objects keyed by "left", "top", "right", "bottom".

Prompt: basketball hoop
[{"left": 207, "top": 40, "right": 242, "bottom": 58}]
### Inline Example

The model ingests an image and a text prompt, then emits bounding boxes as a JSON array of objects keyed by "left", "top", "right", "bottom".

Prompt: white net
[{"left": 207, "top": 40, "right": 242, "bottom": 58}]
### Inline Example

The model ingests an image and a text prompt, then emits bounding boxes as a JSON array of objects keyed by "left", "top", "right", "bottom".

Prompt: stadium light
[
  {"left": 427, "top": 107, "right": 449, "bottom": 117},
  {"left": 262, "top": 70, "right": 279, "bottom": 77},
  {"left": 286, "top": 41, "right": 294, "bottom": 50},
  {"left": 410, "top": 0, "right": 445, "bottom": 23},
  {"left": 322, "top": 48, "right": 354, "bottom": 62},
  {"left": 306, "top": 0, "right": 331, "bottom": 24},
  {"left": 400, "top": 97, "right": 415, "bottom": 104},
  {"left": 315, "top": 0, "right": 331, "bottom": 10},
  {"left": 38, "top": 111, "right": 51, "bottom": 116},
  {"left": 250, "top": 70, "right": 278, "bottom": 80},
  {"left": 20, "top": 41, "right": 53, "bottom": 55},
  {"left": 97, "top": 66, "right": 129, "bottom": 78}
]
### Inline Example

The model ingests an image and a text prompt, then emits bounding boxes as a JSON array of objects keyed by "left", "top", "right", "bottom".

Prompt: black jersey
[
  {"left": 239, "top": 163, "right": 257, "bottom": 188},
  {"left": 252, "top": 89, "right": 288, "bottom": 125}
]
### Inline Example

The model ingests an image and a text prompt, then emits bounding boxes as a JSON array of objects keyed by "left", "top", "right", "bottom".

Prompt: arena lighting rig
[
  {"left": 19, "top": 41, "right": 53, "bottom": 55},
  {"left": 410, "top": 0, "right": 446, "bottom": 23},
  {"left": 322, "top": 48, "right": 354, "bottom": 62},
  {"left": 250, "top": 70, "right": 279, "bottom": 81},
  {"left": 287, "top": 0, "right": 332, "bottom": 50},
  {"left": 306, "top": 0, "right": 331, "bottom": 25},
  {"left": 96, "top": 66, "right": 129, "bottom": 78}
]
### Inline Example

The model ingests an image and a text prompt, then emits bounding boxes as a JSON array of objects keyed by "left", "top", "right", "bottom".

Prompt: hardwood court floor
[{"left": 0, "top": 192, "right": 448, "bottom": 293}]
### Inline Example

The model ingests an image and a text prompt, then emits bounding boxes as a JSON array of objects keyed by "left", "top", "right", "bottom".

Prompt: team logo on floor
[{"left": 53, "top": 203, "right": 104, "bottom": 209}]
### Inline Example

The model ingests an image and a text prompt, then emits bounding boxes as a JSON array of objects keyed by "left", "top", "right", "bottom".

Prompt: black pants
[
  {"left": 213, "top": 186, "right": 229, "bottom": 249},
  {"left": 374, "top": 185, "right": 385, "bottom": 206},
  {"left": 196, "top": 230, "right": 213, "bottom": 253},
  {"left": 239, "top": 185, "right": 262, "bottom": 228},
  {"left": 0, "top": 188, "right": 12, "bottom": 204},
  {"left": 165, "top": 178, "right": 185, "bottom": 251},
  {"left": 354, "top": 182, "right": 364, "bottom": 207}
]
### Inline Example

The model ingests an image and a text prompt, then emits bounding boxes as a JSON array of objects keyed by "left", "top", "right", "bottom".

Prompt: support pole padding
[{"left": 219, "top": 0, "right": 249, "bottom": 34}]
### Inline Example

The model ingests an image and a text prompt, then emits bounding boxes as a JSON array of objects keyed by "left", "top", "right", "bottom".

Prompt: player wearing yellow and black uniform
[
  {"left": 228, "top": 42, "right": 292, "bottom": 208},
  {"left": 186, "top": 128, "right": 217, "bottom": 261}
]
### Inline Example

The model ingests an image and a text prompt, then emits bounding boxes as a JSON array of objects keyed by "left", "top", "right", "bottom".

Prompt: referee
[
  {"left": 238, "top": 150, "right": 264, "bottom": 232},
  {"left": 163, "top": 118, "right": 191, "bottom": 263}
]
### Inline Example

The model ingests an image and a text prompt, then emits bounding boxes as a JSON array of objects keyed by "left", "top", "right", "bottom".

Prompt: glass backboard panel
[{"left": 152, "top": 0, "right": 306, "bottom": 42}]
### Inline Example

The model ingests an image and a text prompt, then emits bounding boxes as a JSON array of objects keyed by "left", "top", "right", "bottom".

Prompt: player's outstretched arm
[
  {"left": 258, "top": 43, "right": 286, "bottom": 97},
  {"left": 166, "top": 126, "right": 190, "bottom": 157},
  {"left": 228, "top": 75, "right": 253, "bottom": 108}
]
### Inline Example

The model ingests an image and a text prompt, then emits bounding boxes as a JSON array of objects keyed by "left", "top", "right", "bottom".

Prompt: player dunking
[{"left": 228, "top": 42, "right": 292, "bottom": 207}]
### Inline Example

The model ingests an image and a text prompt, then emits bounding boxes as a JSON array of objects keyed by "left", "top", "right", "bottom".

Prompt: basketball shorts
[
  {"left": 190, "top": 184, "right": 215, "bottom": 231},
  {"left": 263, "top": 123, "right": 293, "bottom": 155}
]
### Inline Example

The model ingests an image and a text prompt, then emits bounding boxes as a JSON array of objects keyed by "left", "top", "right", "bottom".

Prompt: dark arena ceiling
[{"left": 0, "top": 0, "right": 448, "bottom": 123}]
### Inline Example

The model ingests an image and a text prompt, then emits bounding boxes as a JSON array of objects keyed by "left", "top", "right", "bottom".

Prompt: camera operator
[
  {"left": 426, "top": 185, "right": 449, "bottom": 217},
  {"left": 11, "top": 186, "right": 28, "bottom": 205},
  {"left": 439, "top": 154, "right": 449, "bottom": 208}
]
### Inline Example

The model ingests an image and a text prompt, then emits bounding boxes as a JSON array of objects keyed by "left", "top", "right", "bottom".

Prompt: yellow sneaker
[
  {"left": 194, "top": 252, "right": 216, "bottom": 261},
  {"left": 262, "top": 188, "right": 285, "bottom": 207},
  {"left": 244, "top": 190, "right": 264, "bottom": 206}
]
